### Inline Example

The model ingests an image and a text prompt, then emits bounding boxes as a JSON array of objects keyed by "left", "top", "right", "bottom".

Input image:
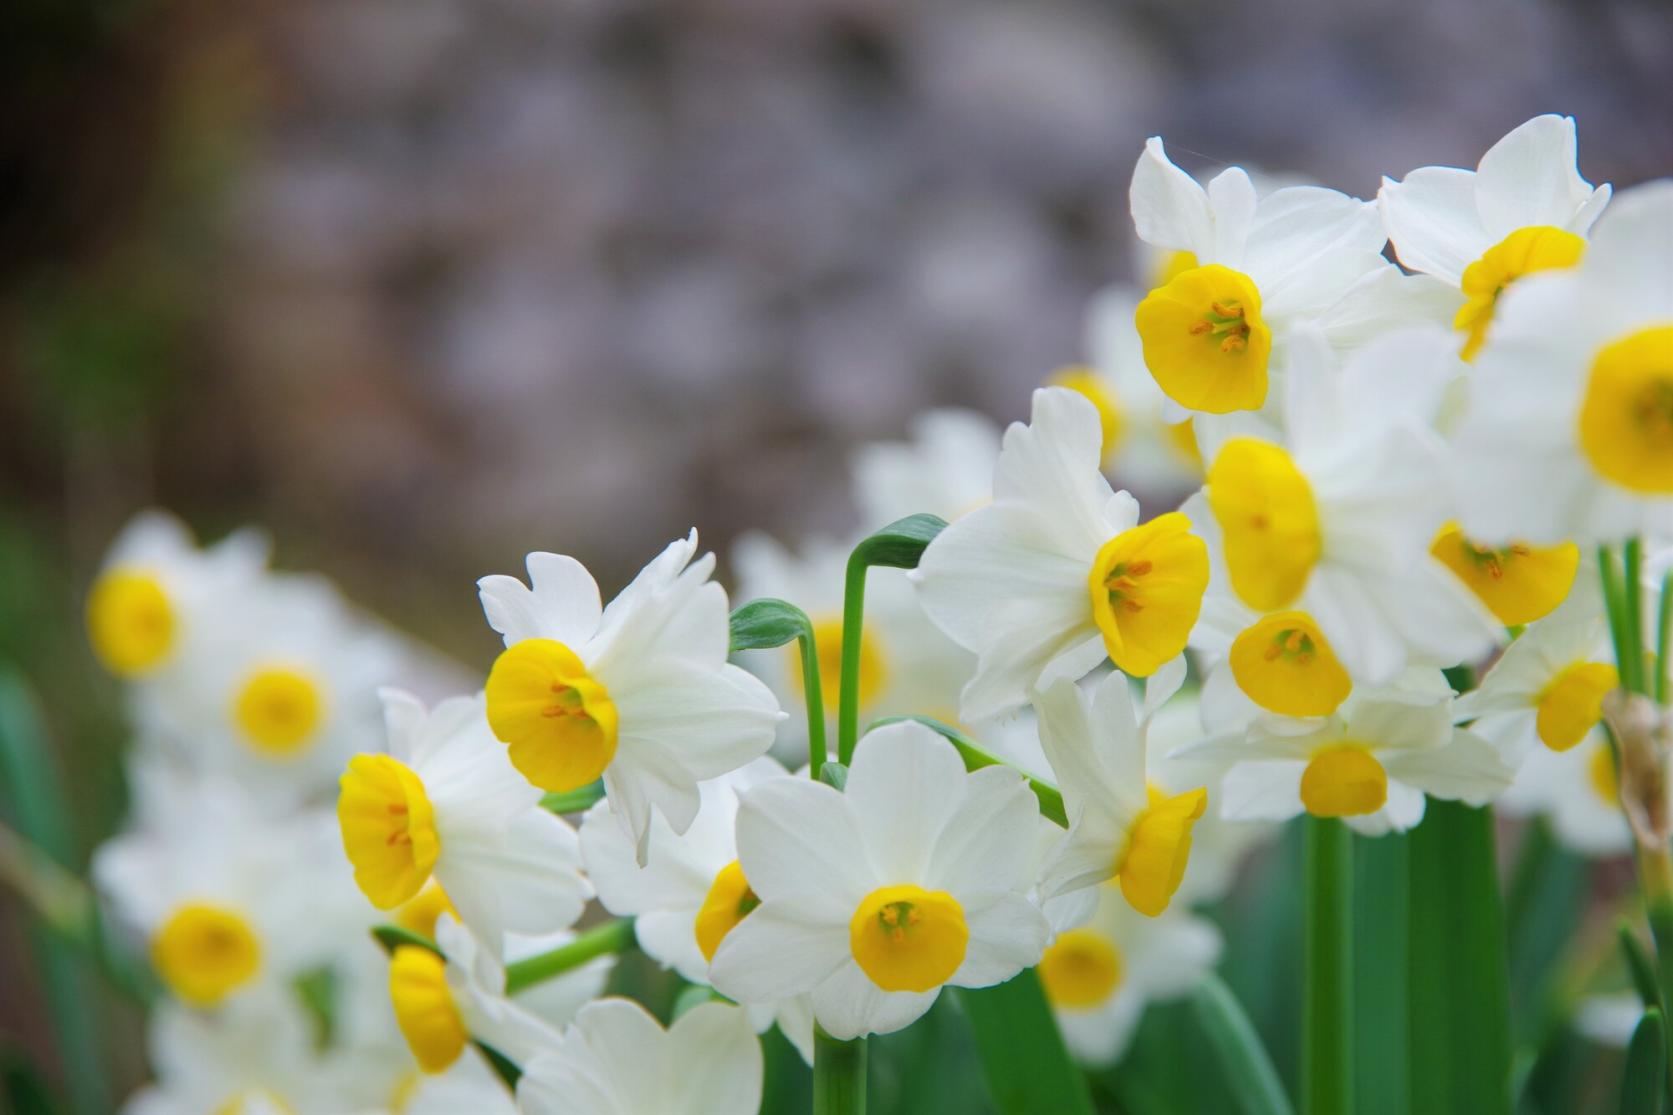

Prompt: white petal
[
  {"left": 708, "top": 900, "right": 852, "bottom": 1004},
  {"left": 1130, "top": 137, "right": 1213, "bottom": 255},
  {"left": 732, "top": 777, "right": 873, "bottom": 909},
  {"left": 811, "top": 960, "right": 940, "bottom": 1040},
  {"left": 1475, "top": 115, "right": 1599, "bottom": 239},
  {"left": 1378, "top": 166, "right": 1484, "bottom": 284},
  {"left": 845, "top": 722, "right": 971, "bottom": 883},
  {"left": 1219, "top": 761, "right": 1307, "bottom": 822},
  {"left": 952, "top": 894, "right": 1050, "bottom": 987},
  {"left": 665, "top": 1002, "right": 765, "bottom": 1115},
  {"left": 927, "top": 765, "right": 1044, "bottom": 901}
]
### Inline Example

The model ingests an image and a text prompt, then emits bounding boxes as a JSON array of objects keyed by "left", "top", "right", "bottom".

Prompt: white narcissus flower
[
  {"left": 708, "top": 722, "right": 1051, "bottom": 1039},
  {"left": 337, "top": 690, "right": 590, "bottom": 951},
  {"left": 579, "top": 756, "right": 815, "bottom": 1062},
  {"left": 1032, "top": 666, "right": 1208, "bottom": 918},
  {"left": 1128, "top": 137, "right": 1387, "bottom": 416},
  {"left": 518, "top": 999, "right": 763, "bottom": 1115},
  {"left": 1189, "top": 327, "right": 1498, "bottom": 702},
  {"left": 1451, "top": 182, "right": 1673, "bottom": 546},
  {"left": 1379, "top": 115, "right": 1612, "bottom": 360},
  {"left": 732, "top": 532, "right": 971, "bottom": 764},
  {"left": 915, "top": 387, "right": 1209, "bottom": 721},
  {"left": 1175, "top": 673, "right": 1513, "bottom": 836},
  {"left": 851, "top": 408, "right": 1003, "bottom": 529},
  {"left": 1497, "top": 732, "right": 1631, "bottom": 858},
  {"left": 477, "top": 532, "right": 784, "bottom": 859},
  {"left": 1040, "top": 882, "right": 1222, "bottom": 1067},
  {"left": 85, "top": 510, "right": 269, "bottom": 682}
]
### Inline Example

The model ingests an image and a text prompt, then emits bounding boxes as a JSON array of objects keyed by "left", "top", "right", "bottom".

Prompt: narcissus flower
[
  {"left": 916, "top": 387, "right": 1209, "bottom": 720},
  {"left": 1033, "top": 668, "right": 1209, "bottom": 918},
  {"left": 1176, "top": 674, "right": 1512, "bottom": 835},
  {"left": 478, "top": 532, "right": 784, "bottom": 858},
  {"left": 851, "top": 408, "right": 1003, "bottom": 528},
  {"left": 1450, "top": 182, "right": 1673, "bottom": 544},
  {"left": 518, "top": 999, "right": 763, "bottom": 1115},
  {"left": 1497, "top": 733, "right": 1632, "bottom": 857},
  {"left": 1129, "top": 138, "right": 1387, "bottom": 415},
  {"left": 1379, "top": 115, "right": 1611, "bottom": 360},
  {"left": 1041, "top": 882, "right": 1222, "bottom": 1066},
  {"left": 338, "top": 690, "right": 590, "bottom": 949},
  {"left": 579, "top": 756, "right": 815, "bottom": 1061},
  {"left": 708, "top": 722, "right": 1050, "bottom": 1039}
]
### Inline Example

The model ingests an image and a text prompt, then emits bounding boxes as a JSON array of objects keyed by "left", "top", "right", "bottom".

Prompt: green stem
[
  {"left": 837, "top": 553, "right": 869, "bottom": 766},
  {"left": 503, "top": 918, "right": 634, "bottom": 994},
  {"left": 540, "top": 782, "right": 605, "bottom": 815},
  {"left": 1656, "top": 570, "right": 1672, "bottom": 705},
  {"left": 797, "top": 627, "right": 828, "bottom": 781},
  {"left": 1601, "top": 545, "right": 1638, "bottom": 694},
  {"left": 1190, "top": 975, "right": 1298, "bottom": 1115},
  {"left": 813, "top": 1026, "right": 867, "bottom": 1115},
  {"left": 1303, "top": 817, "right": 1353, "bottom": 1115},
  {"left": 1626, "top": 538, "right": 1646, "bottom": 694}
]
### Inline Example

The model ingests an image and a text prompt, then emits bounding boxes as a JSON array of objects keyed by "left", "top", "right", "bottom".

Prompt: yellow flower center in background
[
  {"left": 794, "top": 617, "right": 888, "bottom": 718},
  {"left": 485, "top": 638, "right": 620, "bottom": 792},
  {"left": 1300, "top": 747, "right": 1387, "bottom": 817},
  {"left": 1589, "top": 743, "right": 1620, "bottom": 807},
  {"left": 234, "top": 667, "right": 326, "bottom": 756},
  {"left": 338, "top": 754, "right": 441, "bottom": 909},
  {"left": 1135, "top": 264, "right": 1273, "bottom": 414},
  {"left": 213, "top": 1090, "right": 296, "bottom": 1115},
  {"left": 86, "top": 569, "right": 176, "bottom": 677},
  {"left": 695, "top": 860, "right": 762, "bottom": 962},
  {"left": 151, "top": 903, "right": 262, "bottom": 1008},
  {"left": 850, "top": 884, "right": 968, "bottom": 993},
  {"left": 1455, "top": 226, "right": 1585, "bottom": 360},
  {"left": 1534, "top": 661, "right": 1618, "bottom": 752},
  {"left": 1578, "top": 326, "right": 1673, "bottom": 494},
  {"left": 388, "top": 945, "right": 467, "bottom": 1074},
  {"left": 1039, "top": 927, "right": 1124, "bottom": 1010},
  {"left": 1087, "top": 511, "right": 1209, "bottom": 677},
  {"left": 396, "top": 880, "right": 457, "bottom": 940},
  {"left": 1428, "top": 524, "right": 1580, "bottom": 627},
  {"left": 1208, "top": 438, "right": 1321, "bottom": 611},
  {"left": 1116, "top": 785, "right": 1208, "bottom": 917},
  {"left": 1048, "top": 366, "right": 1125, "bottom": 462},
  {"left": 1163, "top": 417, "right": 1203, "bottom": 471},
  {"left": 1228, "top": 611, "right": 1351, "bottom": 717}
]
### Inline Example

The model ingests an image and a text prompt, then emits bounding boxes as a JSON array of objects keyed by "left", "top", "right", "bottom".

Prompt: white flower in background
[
  {"left": 395, "top": 1053, "right": 521, "bottom": 1115},
  {"left": 1497, "top": 732, "right": 1631, "bottom": 858},
  {"left": 338, "top": 690, "right": 590, "bottom": 950},
  {"left": 709, "top": 722, "right": 1050, "bottom": 1039},
  {"left": 1032, "top": 667, "right": 1208, "bottom": 918},
  {"left": 95, "top": 770, "right": 362, "bottom": 1010},
  {"left": 732, "top": 532, "right": 971, "bottom": 764},
  {"left": 518, "top": 999, "right": 763, "bottom": 1115},
  {"left": 1175, "top": 673, "right": 1513, "bottom": 836},
  {"left": 1128, "top": 137, "right": 1387, "bottom": 416},
  {"left": 1451, "top": 182, "right": 1673, "bottom": 545},
  {"left": 85, "top": 511, "right": 268, "bottom": 681},
  {"left": 851, "top": 408, "right": 1002, "bottom": 528},
  {"left": 916, "top": 387, "right": 1209, "bottom": 720},
  {"left": 1380, "top": 114, "right": 1612, "bottom": 360},
  {"left": 579, "top": 756, "right": 815, "bottom": 1062},
  {"left": 129, "top": 571, "right": 405, "bottom": 812},
  {"left": 1190, "top": 327, "right": 1498, "bottom": 697},
  {"left": 478, "top": 532, "right": 783, "bottom": 859},
  {"left": 1039, "top": 882, "right": 1222, "bottom": 1066}
]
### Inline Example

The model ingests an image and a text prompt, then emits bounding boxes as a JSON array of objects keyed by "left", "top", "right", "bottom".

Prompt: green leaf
[
  {"left": 869, "top": 715, "right": 1066, "bottom": 827},
  {"left": 1188, "top": 976, "right": 1297, "bottom": 1115},
  {"left": 540, "top": 781, "right": 605, "bottom": 815},
  {"left": 1507, "top": 819, "right": 1589, "bottom": 1047},
  {"left": 729, "top": 598, "right": 815, "bottom": 653},
  {"left": 819, "top": 762, "right": 849, "bottom": 791},
  {"left": 475, "top": 1041, "right": 522, "bottom": 1088},
  {"left": 1407, "top": 801, "right": 1512, "bottom": 1115},
  {"left": 957, "top": 970, "right": 1094, "bottom": 1115},
  {"left": 1, "top": 1050, "right": 61, "bottom": 1115},
  {"left": 1303, "top": 817, "right": 1353, "bottom": 1115},
  {"left": 850, "top": 514, "right": 948, "bottom": 571},
  {"left": 1621, "top": 1008, "right": 1666, "bottom": 1115},
  {"left": 1354, "top": 831, "right": 1410, "bottom": 1115},
  {"left": 371, "top": 924, "right": 442, "bottom": 958},
  {"left": 1621, "top": 921, "right": 1665, "bottom": 1013}
]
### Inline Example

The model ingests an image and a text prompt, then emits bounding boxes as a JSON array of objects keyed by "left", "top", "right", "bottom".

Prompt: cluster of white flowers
[{"left": 84, "top": 113, "right": 1671, "bottom": 1111}]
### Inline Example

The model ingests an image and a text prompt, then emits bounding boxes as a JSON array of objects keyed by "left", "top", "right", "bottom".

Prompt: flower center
[
  {"left": 850, "top": 884, "right": 968, "bottom": 993},
  {"left": 338, "top": 753, "right": 441, "bottom": 909},
  {"left": 1455, "top": 225, "right": 1586, "bottom": 360},
  {"left": 1207, "top": 438, "right": 1322, "bottom": 611},
  {"left": 1115, "top": 785, "right": 1208, "bottom": 917},
  {"left": 485, "top": 638, "right": 620, "bottom": 791},
  {"left": 234, "top": 667, "right": 325, "bottom": 756},
  {"left": 1049, "top": 366, "right": 1125, "bottom": 462},
  {"left": 86, "top": 568, "right": 176, "bottom": 677},
  {"left": 1589, "top": 743, "right": 1620, "bottom": 807},
  {"left": 1300, "top": 747, "right": 1387, "bottom": 818},
  {"left": 695, "top": 860, "right": 762, "bottom": 963},
  {"left": 1228, "top": 611, "right": 1352, "bottom": 717},
  {"left": 388, "top": 945, "right": 467, "bottom": 1074},
  {"left": 1039, "top": 927, "right": 1124, "bottom": 1010},
  {"left": 151, "top": 903, "right": 262, "bottom": 1008},
  {"left": 795, "top": 617, "right": 888, "bottom": 718},
  {"left": 1086, "top": 511, "right": 1209, "bottom": 678},
  {"left": 1135, "top": 264, "right": 1272, "bottom": 414},
  {"left": 1578, "top": 326, "right": 1673, "bottom": 494},
  {"left": 1534, "top": 661, "right": 1618, "bottom": 752},
  {"left": 1429, "top": 523, "right": 1580, "bottom": 627}
]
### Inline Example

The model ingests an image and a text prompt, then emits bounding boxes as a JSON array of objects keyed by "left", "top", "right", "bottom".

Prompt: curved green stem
[
  {"left": 837, "top": 554, "right": 869, "bottom": 767},
  {"left": 796, "top": 626, "right": 828, "bottom": 780},
  {"left": 1303, "top": 817, "right": 1353, "bottom": 1115},
  {"left": 504, "top": 918, "right": 634, "bottom": 994}
]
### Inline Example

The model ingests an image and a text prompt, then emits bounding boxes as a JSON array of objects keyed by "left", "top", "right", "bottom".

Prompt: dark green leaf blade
[
  {"left": 957, "top": 970, "right": 1094, "bottom": 1115},
  {"left": 1620, "top": 1008, "right": 1665, "bottom": 1115},
  {"left": 1188, "top": 975, "right": 1297, "bottom": 1115},
  {"left": 852, "top": 515, "right": 948, "bottom": 571}
]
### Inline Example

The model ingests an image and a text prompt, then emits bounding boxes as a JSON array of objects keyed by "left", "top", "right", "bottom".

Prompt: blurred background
[{"left": 2, "top": 0, "right": 1671, "bottom": 1106}]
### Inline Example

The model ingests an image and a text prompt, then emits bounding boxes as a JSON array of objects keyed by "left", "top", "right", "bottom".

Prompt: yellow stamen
[
  {"left": 850, "top": 884, "right": 968, "bottom": 993},
  {"left": 484, "top": 638, "right": 620, "bottom": 792},
  {"left": 1135, "top": 264, "right": 1272, "bottom": 413},
  {"left": 338, "top": 754, "right": 441, "bottom": 909},
  {"left": 1207, "top": 438, "right": 1322, "bottom": 611},
  {"left": 1038, "top": 927, "right": 1123, "bottom": 1010},
  {"left": 1087, "top": 511, "right": 1209, "bottom": 677},
  {"left": 694, "top": 860, "right": 762, "bottom": 963},
  {"left": 1228, "top": 611, "right": 1351, "bottom": 717},
  {"left": 151, "top": 903, "right": 262, "bottom": 1008},
  {"left": 234, "top": 667, "right": 326, "bottom": 756},
  {"left": 86, "top": 569, "right": 176, "bottom": 677},
  {"left": 1429, "top": 523, "right": 1579, "bottom": 626},
  {"left": 1300, "top": 747, "right": 1387, "bottom": 817}
]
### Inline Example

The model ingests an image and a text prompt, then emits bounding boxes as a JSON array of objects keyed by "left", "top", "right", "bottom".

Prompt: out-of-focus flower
[
  {"left": 851, "top": 408, "right": 1003, "bottom": 529},
  {"left": 479, "top": 532, "right": 783, "bottom": 859},
  {"left": 1498, "top": 732, "right": 1632, "bottom": 857}
]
